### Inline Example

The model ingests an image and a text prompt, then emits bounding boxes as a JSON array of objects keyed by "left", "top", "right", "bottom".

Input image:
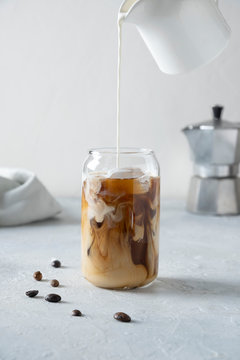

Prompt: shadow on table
[
  {"left": 132, "top": 277, "right": 240, "bottom": 298},
  {"left": 15, "top": 215, "right": 79, "bottom": 229},
  {"left": 1, "top": 199, "right": 81, "bottom": 229},
  {"left": 21, "top": 202, "right": 81, "bottom": 228}
]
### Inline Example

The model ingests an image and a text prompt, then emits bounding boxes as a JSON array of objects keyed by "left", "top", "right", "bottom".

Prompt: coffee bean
[
  {"left": 45, "top": 294, "right": 61, "bottom": 303},
  {"left": 33, "top": 271, "right": 42, "bottom": 281},
  {"left": 26, "top": 290, "right": 39, "bottom": 298},
  {"left": 72, "top": 309, "right": 82, "bottom": 317},
  {"left": 114, "top": 312, "right": 131, "bottom": 322},
  {"left": 51, "top": 259, "right": 61, "bottom": 268},
  {"left": 50, "top": 279, "right": 59, "bottom": 287}
]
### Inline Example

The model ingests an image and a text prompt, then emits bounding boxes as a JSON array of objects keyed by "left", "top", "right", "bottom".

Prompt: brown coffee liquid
[{"left": 81, "top": 175, "right": 160, "bottom": 289}]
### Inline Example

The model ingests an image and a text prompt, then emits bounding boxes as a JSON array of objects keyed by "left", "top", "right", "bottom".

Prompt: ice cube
[{"left": 108, "top": 168, "right": 145, "bottom": 179}]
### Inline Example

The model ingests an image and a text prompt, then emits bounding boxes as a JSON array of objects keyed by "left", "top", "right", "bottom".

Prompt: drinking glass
[{"left": 81, "top": 148, "right": 160, "bottom": 289}]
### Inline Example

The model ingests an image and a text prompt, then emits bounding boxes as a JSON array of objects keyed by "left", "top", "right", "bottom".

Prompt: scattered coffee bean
[
  {"left": 33, "top": 271, "right": 42, "bottom": 281},
  {"left": 45, "top": 294, "right": 61, "bottom": 303},
  {"left": 72, "top": 309, "right": 82, "bottom": 317},
  {"left": 51, "top": 259, "right": 61, "bottom": 268},
  {"left": 25, "top": 290, "right": 39, "bottom": 298},
  {"left": 50, "top": 279, "right": 59, "bottom": 287},
  {"left": 114, "top": 312, "right": 131, "bottom": 323}
]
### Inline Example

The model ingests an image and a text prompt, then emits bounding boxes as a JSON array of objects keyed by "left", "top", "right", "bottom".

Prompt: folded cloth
[{"left": 0, "top": 168, "right": 61, "bottom": 226}]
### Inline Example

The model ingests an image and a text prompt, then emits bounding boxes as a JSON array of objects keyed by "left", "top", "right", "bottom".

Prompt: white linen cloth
[{"left": 0, "top": 168, "right": 61, "bottom": 226}]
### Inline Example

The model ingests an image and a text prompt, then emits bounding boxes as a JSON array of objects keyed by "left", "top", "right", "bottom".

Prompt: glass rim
[{"left": 89, "top": 147, "right": 154, "bottom": 155}]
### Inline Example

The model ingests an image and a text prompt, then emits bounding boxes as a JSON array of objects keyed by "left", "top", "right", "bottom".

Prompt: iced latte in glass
[{"left": 81, "top": 148, "right": 160, "bottom": 289}]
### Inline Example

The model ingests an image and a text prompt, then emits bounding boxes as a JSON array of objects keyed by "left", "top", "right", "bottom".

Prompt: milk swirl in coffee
[
  {"left": 81, "top": 169, "right": 160, "bottom": 289},
  {"left": 81, "top": 1, "right": 160, "bottom": 289}
]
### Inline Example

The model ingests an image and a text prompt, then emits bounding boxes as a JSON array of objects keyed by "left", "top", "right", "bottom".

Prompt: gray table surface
[{"left": 1, "top": 198, "right": 240, "bottom": 360}]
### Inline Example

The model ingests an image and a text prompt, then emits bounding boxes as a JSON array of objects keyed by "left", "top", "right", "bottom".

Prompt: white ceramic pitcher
[{"left": 119, "top": 0, "right": 231, "bottom": 74}]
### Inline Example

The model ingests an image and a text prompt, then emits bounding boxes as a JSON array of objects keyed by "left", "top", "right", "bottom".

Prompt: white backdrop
[{"left": 0, "top": 0, "right": 239, "bottom": 199}]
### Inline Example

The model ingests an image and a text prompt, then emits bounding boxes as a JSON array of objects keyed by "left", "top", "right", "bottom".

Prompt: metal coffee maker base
[{"left": 187, "top": 176, "right": 240, "bottom": 215}]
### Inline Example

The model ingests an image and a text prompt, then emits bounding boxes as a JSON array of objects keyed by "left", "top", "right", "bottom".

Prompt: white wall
[{"left": 0, "top": 0, "right": 239, "bottom": 199}]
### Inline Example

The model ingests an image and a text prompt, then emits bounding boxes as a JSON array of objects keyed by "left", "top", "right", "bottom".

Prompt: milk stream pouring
[
  {"left": 116, "top": 0, "right": 230, "bottom": 163},
  {"left": 117, "top": 1, "right": 139, "bottom": 166}
]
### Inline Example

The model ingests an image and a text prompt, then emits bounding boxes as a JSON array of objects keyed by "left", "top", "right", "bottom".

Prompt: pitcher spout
[{"left": 119, "top": 0, "right": 144, "bottom": 24}]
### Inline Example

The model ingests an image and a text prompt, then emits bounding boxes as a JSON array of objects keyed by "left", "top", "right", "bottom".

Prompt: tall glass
[{"left": 81, "top": 148, "right": 160, "bottom": 289}]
